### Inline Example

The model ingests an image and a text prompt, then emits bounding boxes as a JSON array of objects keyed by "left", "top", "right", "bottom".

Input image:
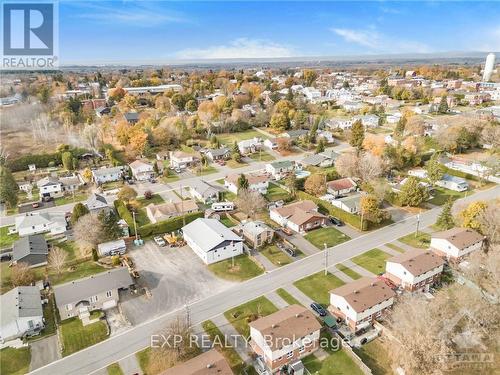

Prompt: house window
[
  {"left": 89, "top": 295, "right": 98, "bottom": 303},
  {"left": 106, "top": 291, "right": 112, "bottom": 298},
  {"left": 286, "top": 351, "right": 293, "bottom": 359},
  {"left": 65, "top": 304, "right": 72, "bottom": 311},
  {"left": 299, "top": 346, "right": 305, "bottom": 353},
  {"left": 28, "top": 320, "right": 34, "bottom": 329}
]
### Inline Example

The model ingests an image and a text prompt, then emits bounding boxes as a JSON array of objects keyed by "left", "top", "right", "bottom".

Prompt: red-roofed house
[
  {"left": 326, "top": 178, "right": 357, "bottom": 196},
  {"left": 270, "top": 200, "right": 328, "bottom": 233}
]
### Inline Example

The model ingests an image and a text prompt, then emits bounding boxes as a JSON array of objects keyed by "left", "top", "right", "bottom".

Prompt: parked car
[
  {"left": 153, "top": 236, "right": 166, "bottom": 247},
  {"left": 31, "top": 202, "right": 40, "bottom": 208},
  {"left": 41, "top": 196, "right": 53, "bottom": 202},
  {"left": 310, "top": 302, "right": 327, "bottom": 317},
  {"left": 175, "top": 168, "right": 182, "bottom": 173},
  {"left": 329, "top": 216, "right": 344, "bottom": 226}
]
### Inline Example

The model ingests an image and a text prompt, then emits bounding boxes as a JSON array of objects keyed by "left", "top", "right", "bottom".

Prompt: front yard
[
  {"left": 304, "top": 227, "right": 351, "bottom": 249},
  {"left": 398, "top": 232, "right": 431, "bottom": 249},
  {"left": 224, "top": 296, "right": 278, "bottom": 337},
  {"left": 216, "top": 129, "right": 269, "bottom": 145},
  {"left": 260, "top": 244, "right": 292, "bottom": 267},
  {"left": 248, "top": 151, "right": 275, "bottom": 162},
  {"left": 54, "top": 191, "right": 89, "bottom": 206},
  {"left": 351, "top": 249, "right": 391, "bottom": 275},
  {"left": 60, "top": 312, "right": 109, "bottom": 356},
  {"left": 0, "top": 226, "right": 19, "bottom": 248},
  {"left": 428, "top": 187, "right": 467, "bottom": 206},
  {"left": 208, "top": 254, "right": 263, "bottom": 282},
  {"left": 276, "top": 288, "right": 301, "bottom": 306},
  {"left": 194, "top": 165, "right": 218, "bottom": 176},
  {"left": 335, "top": 264, "right": 362, "bottom": 280},
  {"left": 0, "top": 347, "right": 31, "bottom": 375},
  {"left": 294, "top": 271, "right": 345, "bottom": 306}
]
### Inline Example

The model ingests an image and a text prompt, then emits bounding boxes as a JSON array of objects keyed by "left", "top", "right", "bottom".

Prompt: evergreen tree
[
  {"left": 0, "top": 165, "right": 19, "bottom": 208},
  {"left": 237, "top": 174, "right": 249, "bottom": 191},
  {"left": 349, "top": 120, "right": 365, "bottom": 150},
  {"left": 399, "top": 177, "right": 429, "bottom": 207},
  {"left": 62, "top": 151, "right": 74, "bottom": 171},
  {"left": 153, "top": 161, "right": 159, "bottom": 176},
  {"left": 71, "top": 202, "right": 89, "bottom": 224},
  {"left": 438, "top": 96, "right": 449, "bottom": 114},
  {"left": 436, "top": 198, "right": 455, "bottom": 230},
  {"left": 426, "top": 153, "right": 444, "bottom": 186},
  {"left": 316, "top": 138, "right": 325, "bottom": 153},
  {"left": 394, "top": 116, "right": 407, "bottom": 137},
  {"left": 99, "top": 211, "right": 122, "bottom": 241}
]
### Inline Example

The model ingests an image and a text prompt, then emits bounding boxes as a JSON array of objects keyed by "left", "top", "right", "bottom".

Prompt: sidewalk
[
  {"left": 281, "top": 284, "right": 314, "bottom": 307},
  {"left": 118, "top": 354, "right": 142, "bottom": 375},
  {"left": 265, "top": 290, "right": 289, "bottom": 309},
  {"left": 210, "top": 315, "right": 250, "bottom": 362}
]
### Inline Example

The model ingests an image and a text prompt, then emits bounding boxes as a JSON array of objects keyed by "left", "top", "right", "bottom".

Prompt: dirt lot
[{"left": 120, "top": 242, "right": 236, "bottom": 325}]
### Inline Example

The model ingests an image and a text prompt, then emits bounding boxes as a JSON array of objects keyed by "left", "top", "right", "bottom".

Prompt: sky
[{"left": 58, "top": 1, "right": 500, "bottom": 63}]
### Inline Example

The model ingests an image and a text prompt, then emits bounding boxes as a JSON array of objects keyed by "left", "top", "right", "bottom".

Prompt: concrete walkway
[
  {"left": 378, "top": 245, "right": 404, "bottom": 257},
  {"left": 394, "top": 240, "right": 420, "bottom": 252},
  {"left": 282, "top": 284, "right": 314, "bottom": 307},
  {"left": 210, "top": 314, "right": 250, "bottom": 362},
  {"left": 118, "top": 354, "right": 142, "bottom": 375},
  {"left": 330, "top": 267, "right": 354, "bottom": 283},
  {"left": 276, "top": 232, "right": 319, "bottom": 256},
  {"left": 29, "top": 335, "right": 61, "bottom": 372},
  {"left": 265, "top": 290, "right": 289, "bottom": 309},
  {"left": 252, "top": 252, "right": 277, "bottom": 271},
  {"left": 340, "top": 259, "right": 376, "bottom": 277}
]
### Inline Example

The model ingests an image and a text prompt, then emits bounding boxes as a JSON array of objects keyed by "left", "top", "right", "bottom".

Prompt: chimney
[
  {"left": 271, "top": 324, "right": 276, "bottom": 328},
  {"left": 295, "top": 313, "right": 301, "bottom": 318},
  {"left": 206, "top": 363, "right": 213, "bottom": 369}
]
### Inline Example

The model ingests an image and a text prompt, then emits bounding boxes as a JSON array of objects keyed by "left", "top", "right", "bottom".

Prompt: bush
[
  {"left": 296, "top": 190, "right": 368, "bottom": 230},
  {"left": 138, "top": 212, "right": 204, "bottom": 237},
  {"left": 92, "top": 248, "right": 99, "bottom": 261},
  {"left": 6, "top": 148, "right": 91, "bottom": 172},
  {"left": 442, "top": 166, "right": 479, "bottom": 181},
  {"left": 111, "top": 255, "right": 121, "bottom": 266},
  {"left": 114, "top": 199, "right": 135, "bottom": 235}
]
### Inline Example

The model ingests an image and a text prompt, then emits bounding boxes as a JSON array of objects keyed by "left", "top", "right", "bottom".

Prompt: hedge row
[
  {"left": 138, "top": 211, "right": 204, "bottom": 237},
  {"left": 442, "top": 166, "right": 480, "bottom": 182},
  {"left": 7, "top": 148, "right": 91, "bottom": 172},
  {"left": 296, "top": 190, "right": 368, "bottom": 231},
  {"left": 114, "top": 200, "right": 136, "bottom": 235}
]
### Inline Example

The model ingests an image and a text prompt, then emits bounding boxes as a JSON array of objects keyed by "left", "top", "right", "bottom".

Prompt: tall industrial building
[{"left": 482, "top": 53, "right": 496, "bottom": 82}]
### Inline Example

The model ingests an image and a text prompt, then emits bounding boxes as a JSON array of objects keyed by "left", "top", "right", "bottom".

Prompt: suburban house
[
  {"left": 12, "top": 235, "right": 49, "bottom": 268},
  {"left": 161, "top": 349, "right": 233, "bottom": 375},
  {"left": 326, "top": 118, "right": 353, "bottom": 130},
  {"left": 317, "top": 130, "right": 335, "bottom": 143},
  {"left": 329, "top": 277, "right": 396, "bottom": 332},
  {"left": 84, "top": 193, "right": 111, "bottom": 214},
  {"left": 182, "top": 218, "right": 243, "bottom": 264},
  {"left": 352, "top": 114, "right": 380, "bottom": 128},
  {"left": 97, "top": 239, "right": 127, "bottom": 257},
  {"left": 430, "top": 227, "right": 485, "bottom": 261},
  {"left": 224, "top": 173, "right": 269, "bottom": 195},
  {"left": 233, "top": 220, "right": 274, "bottom": 248},
  {"left": 54, "top": 268, "right": 133, "bottom": 320},
  {"left": 189, "top": 180, "right": 220, "bottom": 204},
  {"left": 36, "top": 175, "right": 82, "bottom": 199},
  {"left": 265, "top": 160, "right": 295, "bottom": 180},
  {"left": 326, "top": 178, "right": 357, "bottom": 196},
  {"left": 238, "top": 137, "right": 263, "bottom": 154},
  {"left": 123, "top": 112, "right": 139, "bottom": 124},
  {"left": 250, "top": 304, "right": 322, "bottom": 373},
  {"left": 264, "top": 138, "right": 279, "bottom": 149},
  {"left": 270, "top": 200, "right": 328, "bottom": 233},
  {"left": 203, "top": 147, "right": 230, "bottom": 161},
  {"left": 169, "top": 151, "right": 195, "bottom": 170},
  {"left": 385, "top": 249, "right": 445, "bottom": 292},
  {"left": 436, "top": 174, "right": 469, "bottom": 192},
  {"left": 330, "top": 194, "right": 362, "bottom": 214},
  {"left": 129, "top": 160, "right": 154, "bottom": 181},
  {"left": 299, "top": 153, "right": 333, "bottom": 168},
  {"left": 15, "top": 212, "right": 67, "bottom": 237},
  {"left": 145, "top": 200, "right": 199, "bottom": 223},
  {"left": 92, "top": 166, "right": 124, "bottom": 184},
  {"left": 281, "top": 129, "right": 309, "bottom": 141},
  {"left": 0, "top": 286, "right": 44, "bottom": 343}
]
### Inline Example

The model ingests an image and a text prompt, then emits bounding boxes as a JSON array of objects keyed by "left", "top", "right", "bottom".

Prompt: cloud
[
  {"left": 330, "top": 27, "right": 431, "bottom": 54},
  {"left": 174, "top": 38, "right": 294, "bottom": 59}
]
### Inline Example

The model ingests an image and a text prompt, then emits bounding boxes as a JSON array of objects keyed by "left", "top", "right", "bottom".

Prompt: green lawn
[
  {"left": 351, "top": 249, "right": 391, "bottom": 275},
  {"left": 428, "top": 187, "right": 467, "bottom": 206},
  {"left": 249, "top": 152, "right": 275, "bottom": 162},
  {"left": 60, "top": 316, "right": 109, "bottom": 356},
  {"left": 160, "top": 173, "right": 180, "bottom": 183},
  {"left": 194, "top": 165, "right": 218, "bottom": 176},
  {"left": 215, "top": 178, "right": 225, "bottom": 184},
  {"left": 220, "top": 217, "right": 236, "bottom": 228},
  {"left": 107, "top": 363, "right": 124, "bottom": 375},
  {"left": 137, "top": 194, "right": 165, "bottom": 206},
  {"left": 226, "top": 159, "right": 247, "bottom": 169},
  {"left": 54, "top": 191, "right": 89, "bottom": 206},
  {"left": 303, "top": 349, "right": 364, "bottom": 375},
  {"left": 217, "top": 130, "right": 269, "bottom": 145},
  {"left": 50, "top": 240, "right": 78, "bottom": 261},
  {"left": 224, "top": 296, "right": 278, "bottom": 337},
  {"left": 221, "top": 191, "right": 237, "bottom": 201},
  {"left": 276, "top": 288, "right": 302, "bottom": 306},
  {"left": 353, "top": 340, "right": 392, "bottom": 375},
  {"left": 294, "top": 271, "right": 345, "bottom": 307},
  {"left": 0, "top": 226, "right": 19, "bottom": 248},
  {"left": 49, "top": 261, "right": 107, "bottom": 286},
  {"left": 335, "top": 264, "right": 362, "bottom": 280},
  {"left": 260, "top": 244, "right": 292, "bottom": 266},
  {"left": 398, "top": 232, "right": 431, "bottom": 249},
  {"left": 0, "top": 347, "right": 31, "bottom": 375},
  {"left": 208, "top": 254, "right": 264, "bottom": 281},
  {"left": 136, "top": 348, "right": 152, "bottom": 374},
  {"left": 304, "top": 227, "right": 351, "bottom": 249},
  {"left": 264, "top": 184, "right": 292, "bottom": 202},
  {"left": 202, "top": 320, "right": 245, "bottom": 373},
  {"left": 385, "top": 243, "right": 406, "bottom": 253}
]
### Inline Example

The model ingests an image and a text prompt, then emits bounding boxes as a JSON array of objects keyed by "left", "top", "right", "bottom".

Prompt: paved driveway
[
  {"left": 120, "top": 243, "right": 236, "bottom": 325},
  {"left": 29, "top": 335, "right": 61, "bottom": 371}
]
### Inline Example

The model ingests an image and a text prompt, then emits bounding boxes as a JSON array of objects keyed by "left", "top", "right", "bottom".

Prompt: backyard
[
  {"left": 260, "top": 244, "right": 292, "bottom": 266},
  {"left": 224, "top": 296, "right": 278, "bottom": 337},
  {"left": 133, "top": 194, "right": 165, "bottom": 226},
  {"left": 208, "top": 254, "right": 263, "bottom": 281},
  {"left": 264, "top": 183, "right": 292, "bottom": 202},
  {"left": 398, "top": 232, "right": 431, "bottom": 249},
  {"left": 303, "top": 349, "right": 364, "bottom": 375},
  {"left": 60, "top": 312, "right": 109, "bottom": 356},
  {"left": 294, "top": 271, "right": 345, "bottom": 306},
  {"left": 304, "top": 227, "right": 351, "bottom": 249},
  {"left": 351, "top": 249, "right": 391, "bottom": 275},
  {"left": 353, "top": 339, "right": 393, "bottom": 375},
  {"left": 0, "top": 347, "right": 31, "bottom": 375},
  {"left": 216, "top": 129, "right": 269, "bottom": 145}
]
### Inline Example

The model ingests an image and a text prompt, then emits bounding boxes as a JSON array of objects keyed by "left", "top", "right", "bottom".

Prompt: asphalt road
[{"left": 30, "top": 185, "right": 499, "bottom": 375}]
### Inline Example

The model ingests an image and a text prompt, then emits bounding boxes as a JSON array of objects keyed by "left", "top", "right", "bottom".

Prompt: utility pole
[
  {"left": 415, "top": 212, "right": 420, "bottom": 238},
  {"left": 185, "top": 303, "right": 191, "bottom": 327},
  {"left": 324, "top": 242, "right": 328, "bottom": 275},
  {"left": 132, "top": 211, "right": 138, "bottom": 241},
  {"left": 180, "top": 185, "right": 185, "bottom": 226},
  {"left": 360, "top": 207, "right": 365, "bottom": 231}
]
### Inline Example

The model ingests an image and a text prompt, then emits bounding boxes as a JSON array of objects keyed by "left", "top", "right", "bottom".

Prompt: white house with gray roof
[
  {"left": 85, "top": 193, "right": 111, "bottom": 214},
  {"left": 54, "top": 268, "right": 133, "bottom": 320},
  {"left": 14, "top": 212, "right": 67, "bottom": 237},
  {"left": 330, "top": 194, "right": 362, "bottom": 214},
  {"left": 182, "top": 218, "right": 243, "bottom": 264},
  {"left": 265, "top": 160, "right": 295, "bottom": 180},
  {"left": 12, "top": 235, "right": 48, "bottom": 267},
  {"left": 188, "top": 180, "right": 220, "bottom": 204},
  {"left": 0, "top": 286, "right": 44, "bottom": 343},
  {"left": 92, "top": 166, "right": 125, "bottom": 184}
]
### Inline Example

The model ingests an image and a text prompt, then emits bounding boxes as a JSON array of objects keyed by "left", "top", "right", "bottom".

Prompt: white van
[{"left": 211, "top": 202, "right": 235, "bottom": 211}]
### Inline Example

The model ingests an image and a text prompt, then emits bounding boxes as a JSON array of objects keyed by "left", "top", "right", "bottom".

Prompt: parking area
[
  {"left": 120, "top": 242, "right": 236, "bottom": 325},
  {"left": 18, "top": 200, "right": 55, "bottom": 214}
]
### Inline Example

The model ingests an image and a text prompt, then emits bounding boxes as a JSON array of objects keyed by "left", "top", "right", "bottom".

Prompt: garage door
[{"left": 102, "top": 300, "right": 117, "bottom": 310}]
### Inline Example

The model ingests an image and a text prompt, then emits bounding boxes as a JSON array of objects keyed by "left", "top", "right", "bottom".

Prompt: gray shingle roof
[
  {"left": 12, "top": 235, "right": 48, "bottom": 262},
  {"left": 1, "top": 286, "right": 43, "bottom": 328},
  {"left": 85, "top": 193, "right": 109, "bottom": 210}
]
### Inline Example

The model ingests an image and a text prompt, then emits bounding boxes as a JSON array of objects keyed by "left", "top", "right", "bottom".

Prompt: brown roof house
[
  {"left": 160, "top": 349, "right": 233, "bottom": 375},
  {"left": 430, "top": 227, "right": 485, "bottom": 261},
  {"left": 329, "top": 277, "right": 396, "bottom": 332},
  {"left": 233, "top": 220, "right": 274, "bottom": 248},
  {"left": 146, "top": 200, "right": 199, "bottom": 223},
  {"left": 249, "top": 304, "right": 322, "bottom": 373},
  {"left": 270, "top": 200, "right": 328, "bottom": 233},
  {"left": 326, "top": 177, "right": 357, "bottom": 196},
  {"left": 385, "top": 249, "right": 445, "bottom": 292}
]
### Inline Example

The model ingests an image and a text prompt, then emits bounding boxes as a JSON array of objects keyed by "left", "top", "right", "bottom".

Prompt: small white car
[{"left": 153, "top": 236, "right": 166, "bottom": 247}]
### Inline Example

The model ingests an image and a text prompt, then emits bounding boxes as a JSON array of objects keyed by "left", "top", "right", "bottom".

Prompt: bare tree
[
  {"left": 477, "top": 202, "right": 500, "bottom": 245},
  {"left": 304, "top": 174, "right": 326, "bottom": 196},
  {"left": 11, "top": 263, "right": 35, "bottom": 286},
  {"left": 81, "top": 123, "right": 102, "bottom": 151},
  {"left": 73, "top": 213, "right": 104, "bottom": 257},
  {"left": 48, "top": 246, "right": 68, "bottom": 275},
  {"left": 335, "top": 152, "right": 359, "bottom": 178},
  {"left": 235, "top": 189, "right": 266, "bottom": 219},
  {"left": 358, "top": 152, "right": 384, "bottom": 182}
]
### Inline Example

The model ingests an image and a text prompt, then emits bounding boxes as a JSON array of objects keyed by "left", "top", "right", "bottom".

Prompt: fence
[{"left": 333, "top": 332, "right": 373, "bottom": 375}]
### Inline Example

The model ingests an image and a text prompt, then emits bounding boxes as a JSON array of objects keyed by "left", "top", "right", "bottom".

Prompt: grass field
[
  {"left": 107, "top": 363, "right": 124, "bottom": 375},
  {"left": 60, "top": 314, "right": 108, "bottom": 356},
  {"left": 208, "top": 254, "right": 263, "bottom": 281},
  {"left": 202, "top": 320, "right": 245, "bottom": 373},
  {"left": 264, "top": 184, "right": 292, "bottom": 202},
  {"left": 0, "top": 226, "right": 19, "bottom": 248},
  {"left": 354, "top": 339, "right": 393, "bottom": 375},
  {"left": 303, "top": 349, "right": 364, "bottom": 375},
  {"left": 224, "top": 296, "right": 278, "bottom": 337},
  {"left": 276, "top": 288, "right": 302, "bottom": 306},
  {"left": 0, "top": 347, "right": 31, "bottom": 375},
  {"left": 260, "top": 244, "right": 292, "bottom": 266},
  {"left": 294, "top": 271, "right": 345, "bottom": 306},
  {"left": 398, "top": 232, "right": 431, "bottom": 249},
  {"left": 226, "top": 159, "right": 247, "bottom": 169},
  {"left": 352, "top": 249, "right": 391, "bottom": 275},
  {"left": 335, "top": 264, "right": 362, "bottom": 280},
  {"left": 304, "top": 227, "right": 351, "bottom": 249}
]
